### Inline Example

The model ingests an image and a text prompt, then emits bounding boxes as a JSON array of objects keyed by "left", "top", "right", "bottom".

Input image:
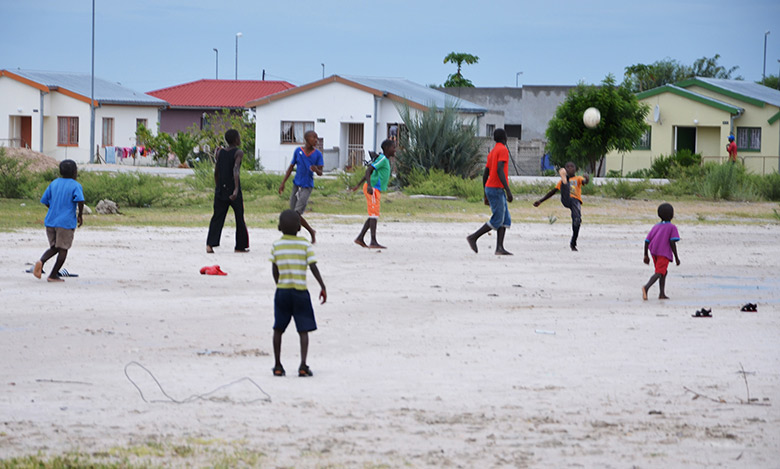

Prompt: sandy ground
[{"left": 1, "top": 216, "right": 779, "bottom": 468}]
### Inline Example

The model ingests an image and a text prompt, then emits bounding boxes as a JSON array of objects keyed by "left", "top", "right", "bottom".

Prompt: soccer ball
[{"left": 583, "top": 107, "right": 601, "bottom": 128}]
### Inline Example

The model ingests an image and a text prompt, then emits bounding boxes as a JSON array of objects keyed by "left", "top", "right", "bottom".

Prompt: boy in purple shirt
[{"left": 642, "top": 203, "right": 680, "bottom": 300}]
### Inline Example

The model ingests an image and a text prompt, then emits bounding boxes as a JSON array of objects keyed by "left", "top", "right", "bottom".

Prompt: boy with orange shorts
[
  {"left": 351, "top": 139, "right": 395, "bottom": 249},
  {"left": 642, "top": 203, "right": 681, "bottom": 300}
]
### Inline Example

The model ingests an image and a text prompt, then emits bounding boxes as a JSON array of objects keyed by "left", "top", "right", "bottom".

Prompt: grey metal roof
[
  {"left": 8, "top": 69, "right": 167, "bottom": 107},
  {"left": 691, "top": 77, "right": 780, "bottom": 108},
  {"left": 342, "top": 75, "right": 487, "bottom": 114}
]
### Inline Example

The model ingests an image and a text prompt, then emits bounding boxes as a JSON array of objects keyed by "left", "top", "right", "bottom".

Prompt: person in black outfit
[{"left": 206, "top": 129, "right": 249, "bottom": 253}]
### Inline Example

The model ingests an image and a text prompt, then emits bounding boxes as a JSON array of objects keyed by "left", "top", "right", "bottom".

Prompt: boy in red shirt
[
  {"left": 726, "top": 135, "right": 737, "bottom": 163},
  {"left": 466, "top": 128, "right": 514, "bottom": 255},
  {"left": 534, "top": 162, "right": 589, "bottom": 251}
]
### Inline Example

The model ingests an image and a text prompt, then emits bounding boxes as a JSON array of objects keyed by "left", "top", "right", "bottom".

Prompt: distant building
[
  {"left": 606, "top": 77, "right": 780, "bottom": 175},
  {"left": 148, "top": 79, "right": 295, "bottom": 134},
  {"left": 247, "top": 75, "right": 489, "bottom": 172},
  {"left": 0, "top": 69, "right": 166, "bottom": 163}
]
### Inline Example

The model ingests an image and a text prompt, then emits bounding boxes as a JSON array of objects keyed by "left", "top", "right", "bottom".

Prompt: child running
[
  {"left": 33, "top": 159, "right": 85, "bottom": 282},
  {"left": 279, "top": 130, "right": 323, "bottom": 243},
  {"left": 534, "top": 162, "right": 589, "bottom": 251},
  {"left": 642, "top": 203, "right": 681, "bottom": 300},
  {"left": 269, "top": 209, "right": 327, "bottom": 377},
  {"left": 351, "top": 139, "right": 395, "bottom": 249}
]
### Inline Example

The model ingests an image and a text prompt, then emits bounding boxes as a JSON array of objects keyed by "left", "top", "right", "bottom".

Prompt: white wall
[
  {"left": 0, "top": 76, "right": 46, "bottom": 151},
  {"left": 95, "top": 105, "right": 161, "bottom": 165}
]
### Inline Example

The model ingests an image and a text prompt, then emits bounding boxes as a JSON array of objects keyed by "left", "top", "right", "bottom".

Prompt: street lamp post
[
  {"left": 763, "top": 30, "right": 770, "bottom": 84},
  {"left": 235, "top": 32, "right": 242, "bottom": 80},
  {"left": 777, "top": 59, "right": 780, "bottom": 90},
  {"left": 321, "top": 63, "right": 325, "bottom": 79},
  {"left": 89, "top": 0, "right": 95, "bottom": 163},
  {"left": 516, "top": 71, "right": 523, "bottom": 87},
  {"left": 213, "top": 48, "right": 218, "bottom": 79}
]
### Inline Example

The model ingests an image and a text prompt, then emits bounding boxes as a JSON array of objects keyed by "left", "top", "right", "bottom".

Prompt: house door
[
  {"left": 675, "top": 126, "right": 696, "bottom": 153},
  {"left": 20, "top": 116, "right": 32, "bottom": 148},
  {"left": 347, "top": 123, "right": 364, "bottom": 169}
]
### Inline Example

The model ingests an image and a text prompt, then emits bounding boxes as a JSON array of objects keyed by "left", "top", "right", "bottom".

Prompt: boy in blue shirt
[
  {"left": 34, "top": 159, "right": 85, "bottom": 282},
  {"left": 278, "top": 131, "right": 323, "bottom": 243}
]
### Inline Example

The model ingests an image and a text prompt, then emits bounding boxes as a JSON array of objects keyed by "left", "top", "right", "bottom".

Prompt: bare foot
[
  {"left": 659, "top": 295, "right": 670, "bottom": 300},
  {"left": 206, "top": 246, "right": 214, "bottom": 253},
  {"left": 33, "top": 260, "right": 43, "bottom": 279},
  {"left": 559, "top": 167, "right": 568, "bottom": 182},
  {"left": 47, "top": 276, "right": 64, "bottom": 283},
  {"left": 466, "top": 235, "right": 478, "bottom": 253},
  {"left": 641, "top": 286, "right": 648, "bottom": 300},
  {"left": 368, "top": 243, "right": 386, "bottom": 249},
  {"left": 354, "top": 239, "right": 368, "bottom": 248},
  {"left": 495, "top": 249, "right": 513, "bottom": 256}
]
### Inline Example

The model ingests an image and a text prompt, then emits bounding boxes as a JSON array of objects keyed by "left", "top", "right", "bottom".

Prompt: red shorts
[
  {"left": 652, "top": 255, "right": 670, "bottom": 275},
  {"left": 363, "top": 183, "right": 381, "bottom": 218}
]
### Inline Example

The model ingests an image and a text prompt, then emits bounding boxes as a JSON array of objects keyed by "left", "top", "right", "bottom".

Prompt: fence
[{"left": 701, "top": 155, "right": 779, "bottom": 175}]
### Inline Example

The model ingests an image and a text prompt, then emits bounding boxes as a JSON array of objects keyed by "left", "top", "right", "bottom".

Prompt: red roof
[{"left": 147, "top": 79, "right": 295, "bottom": 108}]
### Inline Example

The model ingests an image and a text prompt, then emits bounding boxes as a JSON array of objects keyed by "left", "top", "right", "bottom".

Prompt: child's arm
[
  {"left": 643, "top": 240, "right": 650, "bottom": 264},
  {"left": 272, "top": 263, "right": 279, "bottom": 284},
  {"left": 534, "top": 187, "right": 558, "bottom": 207},
  {"left": 481, "top": 167, "right": 489, "bottom": 205},
  {"left": 351, "top": 166, "right": 373, "bottom": 193},
  {"left": 77, "top": 201, "right": 84, "bottom": 227},
  {"left": 583, "top": 174, "right": 590, "bottom": 185},
  {"left": 309, "top": 263, "right": 327, "bottom": 304},
  {"left": 278, "top": 164, "right": 295, "bottom": 194},
  {"left": 230, "top": 150, "right": 243, "bottom": 201},
  {"left": 497, "top": 161, "right": 513, "bottom": 203},
  {"left": 670, "top": 240, "right": 680, "bottom": 265}
]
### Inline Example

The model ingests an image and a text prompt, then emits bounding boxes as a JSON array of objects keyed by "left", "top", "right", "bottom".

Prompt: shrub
[
  {"left": 753, "top": 171, "right": 780, "bottom": 201},
  {"left": 697, "top": 162, "right": 759, "bottom": 201},
  {"left": 0, "top": 148, "right": 36, "bottom": 198},
  {"left": 601, "top": 179, "right": 648, "bottom": 199},
  {"left": 403, "top": 168, "right": 483, "bottom": 201},
  {"left": 80, "top": 172, "right": 169, "bottom": 207}
]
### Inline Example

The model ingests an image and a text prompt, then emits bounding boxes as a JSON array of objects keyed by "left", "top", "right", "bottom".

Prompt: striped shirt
[{"left": 269, "top": 235, "right": 316, "bottom": 290}]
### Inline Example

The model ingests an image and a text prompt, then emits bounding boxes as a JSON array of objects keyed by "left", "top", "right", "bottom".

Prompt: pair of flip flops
[
  {"left": 692, "top": 308, "right": 712, "bottom": 318},
  {"left": 199, "top": 265, "right": 227, "bottom": 276},
  {"left": 740, "top": 303, "right": 758, "bottom": 312},
  {"left": 25, "top": 266, "right": 79, "bottom": 277}
]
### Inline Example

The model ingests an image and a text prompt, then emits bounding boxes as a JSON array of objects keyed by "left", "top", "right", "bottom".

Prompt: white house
[
  {"left": 247, "top": 75, "right": 492, "bottom": 172},
  {"left": 0, "top": 69, "right": 167, "bottom": 164}
]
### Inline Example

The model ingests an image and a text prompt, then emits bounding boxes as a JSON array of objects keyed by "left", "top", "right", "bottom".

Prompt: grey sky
[{"left": 2, "top": 0, "right": 778, "bottom": 93}]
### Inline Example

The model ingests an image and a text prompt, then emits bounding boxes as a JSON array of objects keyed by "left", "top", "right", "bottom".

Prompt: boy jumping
[
  {"left": 534, "top": 162, "right": 589, "bottom": 251},
  {"left": 34, "top": 159, "right": 85, "bottom": 282},
  {"left": 642, "top": 203, "right": 680, "bottom": 300},
  {"left": 270, "top": 209, "right": 327, "bottom": 377}
]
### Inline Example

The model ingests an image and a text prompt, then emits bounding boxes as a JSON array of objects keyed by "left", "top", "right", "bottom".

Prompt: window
[
  {"left": 635, "top": 128, "right": 651, "bottom": 150},
  {"left": 736, "top": 127, "right": 761, "bottom": 151},
  {"left": 486, "top": 124, "right": 495, "bottom": 137},
  {"left": 101, "top": 118, "right": 114, "bottom": 146},
  {"left": 280, "top": 121, "right": 314, "bottom": 144},
  {"left": 57, "top": 116, "right": 78, "bottom": 146}
]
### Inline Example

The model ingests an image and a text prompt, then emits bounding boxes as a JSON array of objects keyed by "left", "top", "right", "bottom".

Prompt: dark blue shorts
[{"left": 274, "top": 289, "right": 317, "bottom": 333}]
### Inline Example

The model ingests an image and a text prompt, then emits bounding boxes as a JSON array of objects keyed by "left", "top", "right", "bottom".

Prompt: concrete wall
[
  {"left": 160, "top": 109, "right": 204, "bottom": 134},
  {"left": 476, "top": 137, "right": 546, "bottom": 176}
]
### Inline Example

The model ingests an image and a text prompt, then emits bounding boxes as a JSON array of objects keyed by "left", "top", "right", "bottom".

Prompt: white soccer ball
[{"left": 583, "top": 107, "right": 601, "bottom": 128}]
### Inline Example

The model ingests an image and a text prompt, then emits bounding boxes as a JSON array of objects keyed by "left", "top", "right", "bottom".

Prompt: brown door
[{"left": 20, "top": 116, "right": 32, "bottom": 148}]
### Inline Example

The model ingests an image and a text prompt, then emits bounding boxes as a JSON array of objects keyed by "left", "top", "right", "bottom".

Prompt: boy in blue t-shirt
[
  {"left": 278, "top": 130, "right": 323, "bottom": 243},
  {"left": 33, "top": 159, "right": 85, "bottom": 282}
]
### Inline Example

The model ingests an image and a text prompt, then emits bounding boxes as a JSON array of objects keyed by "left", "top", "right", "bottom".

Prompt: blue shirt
[
  {"left": 291, "top": 147, "right": 324, "bottom": 188},
  {"left": 40, "top": 178, "right": 85, "bottom": 229}
]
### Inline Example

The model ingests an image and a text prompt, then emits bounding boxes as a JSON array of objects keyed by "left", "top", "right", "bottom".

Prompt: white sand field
[{"left": 1, "top": 214, "right": 779, "bottom": 467}]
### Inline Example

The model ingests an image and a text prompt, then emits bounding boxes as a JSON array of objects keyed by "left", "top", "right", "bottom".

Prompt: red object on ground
[{"left": 199, "top": 265, "right": 227, "bottom": 276}]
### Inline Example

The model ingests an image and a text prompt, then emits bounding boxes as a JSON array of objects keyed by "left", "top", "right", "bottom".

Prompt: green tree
[
  {"left": 170, "top": 131, "right": 199, "bottom": 165},
  {"left": 757, "top": 74, "right": 779, "bottom": 90},
  {"left": 623, "top": 54, "right": 741, "bottom": 92},
  {"left": 197, "top": 109, "right": 257, "bottom": 170},
  {"left": 443, "top": 52, "right": 479, "bottom": 88},
  {"left": 546, "top": 75, "right": 649, "bottom": 174},
  {"left": 395, "top": 102, "right": 483, "bottom": 185},
  {"left": 135, "top": 124, "right": 174, "bottom": 166}
]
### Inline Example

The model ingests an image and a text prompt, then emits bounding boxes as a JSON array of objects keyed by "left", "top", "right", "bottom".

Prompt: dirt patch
[{"left": 1, "top": 147, "right": 59, "bottom": 173}]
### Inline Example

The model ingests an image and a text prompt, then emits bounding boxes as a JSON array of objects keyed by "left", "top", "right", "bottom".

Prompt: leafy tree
[
  {"left": 546, "top": 75, "right": 649, "bottom": 174},
  {"left": 136, "top": 124, "right": 174, "bottom": 165},
  {"left": 623, "top": 54, "right": 741, "bottom": 92},
  {"left": 757, "top": 74, "right": 779, "bottom": 90},
  {"left": 443, "top": 52, "right": 479, "bottom": 88},
  {"left": 395, "top": 102, "right": 483, "bottom": 185},
  {"left": 170, "top": 131, "right": 199, "bottom": 165},
  {"left": 197, "top": 109, "right": 257, "bottom": 170}
]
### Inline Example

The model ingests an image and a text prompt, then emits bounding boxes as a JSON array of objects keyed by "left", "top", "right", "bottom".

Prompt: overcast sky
[{"left": 2, "top": 0, "right": 779, "bottom": 93}]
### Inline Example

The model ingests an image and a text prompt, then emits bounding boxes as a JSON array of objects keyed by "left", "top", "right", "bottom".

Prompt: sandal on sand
[
  {"left": 740, "top": 303, "right": 757, "bottom": 312},
  {"left": 272, "top": 365, "right": 285, "bottom": 377},
  {"left": 692, "top": 308, "right": 712, "bottom": 318},
  {"left": 298, "top": 365, "right": 313, "bottom": 377}
]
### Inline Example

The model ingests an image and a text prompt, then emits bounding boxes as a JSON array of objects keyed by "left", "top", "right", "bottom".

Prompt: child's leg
[
  {"left": 48, "top": 248, "right": 68, "bottom": 281},
  {"left": 495, "top": 227, "right": 512, "bottom": 255},
  {"left": 467, "top": 223, "right": 491, "bottom": 253},
  {"left": 569, "top": 200, "right": 582, "bottom": 250},
  {"left": 299, "top": 215, "right": 316, "bottom": 244},
  {"left": 354, "top": 218, "right": 370, "bottom": 247},
  {"left": 658, "top": 274, "right": 669, "bottom": 299},
  {"left": 206, "top": 198, "right": 230, "bottom": 249},
  {"left": 368, "top": 218, "right": 385, "bottom": 248},
  {"left": 298, "top": 331, "right": 309, "bottom": 367},
  {"left": 558, "top": 169, "right": 572, "bottom": 208},
  {"left": 34, "top": 246, "right": 59, "bottom": 278},
  {"left": 642, "top": 274, "right": 662, "bottom": 300},
  {"left": 231, "top": 196, "right": 249, "bottom": 251},
  {"left": 272, "top": 329, "right": 283, "bottom": 368}
]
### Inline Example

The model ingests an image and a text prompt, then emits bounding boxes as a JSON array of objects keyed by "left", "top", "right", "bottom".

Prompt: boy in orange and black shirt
[{"left": 534, "top": 161, "right": 589, "bottom": 251}]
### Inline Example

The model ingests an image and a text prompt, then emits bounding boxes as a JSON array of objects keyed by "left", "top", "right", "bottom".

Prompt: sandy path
[{"left": 1, "top": 219, "right": 779, "bottom": 467}]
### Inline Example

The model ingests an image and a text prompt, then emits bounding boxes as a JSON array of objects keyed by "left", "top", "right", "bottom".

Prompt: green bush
[
  {"left": 79, "top": 172, "right": 169, "bottom": 207},
  {"left": 0, "top": 148, "right": 37, "bottom": 198},
  {"left": 601, "top": 179, "right": 648, "bottom": 199},
  {"left": 697, "top": 162, "right": 759, "bottom": 201},
  {"left": 753, "top": 171, "right": 780, "bottom": 201},
  {"left": 403, "top": 168, "right": 483, "bottom": 201}
]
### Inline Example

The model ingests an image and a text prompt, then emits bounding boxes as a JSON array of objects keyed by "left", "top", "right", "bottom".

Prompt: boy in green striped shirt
[{"left": 269, "top": 209, "right": 327, "bottom": 377}]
